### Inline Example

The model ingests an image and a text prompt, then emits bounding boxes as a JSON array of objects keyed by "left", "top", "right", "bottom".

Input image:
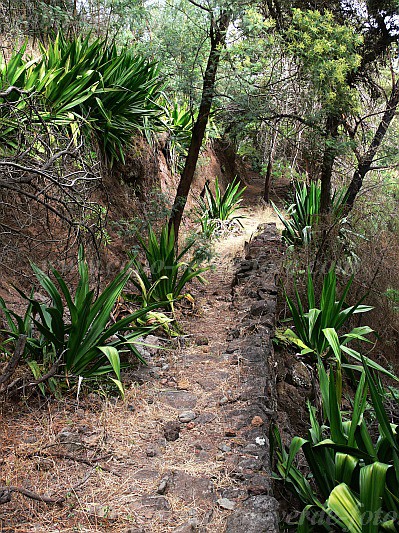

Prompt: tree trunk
[
  {"left": 320, "top": 114, "right": 339, "bottom": 214},
  {"left": 263, "top": 130, "right": 277, "bottom": 203},
  {"left": 345, "top": 78, "right": 399, "bottom": 210},
  {"left": 168, "top": 11, "right": 230, "bottom": 239}
]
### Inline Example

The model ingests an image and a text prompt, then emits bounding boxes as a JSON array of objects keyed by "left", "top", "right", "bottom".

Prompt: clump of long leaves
[
  {"left": 0, "top": 32, "right": 163, "bottom": 163},
  {"left": 128, "top": 224, "right": 208, "bottom": 311},
  {"left": 272, "top": 180, "right": 347, "bottom": 246},
  {"left": 199, "top": 176, "right": 246, "bottom": 222},
  {"left": 0, "top": 247, "right": 159, "bottom": 395},
  {"left": 161, "top": 98, "right": 193, "bottom": 173},
  {"left": 284, "top": 268, "right": 377, "bottom": 367},
  {"left": 271, "top": 356, "right": 399, "bottom": 531}
]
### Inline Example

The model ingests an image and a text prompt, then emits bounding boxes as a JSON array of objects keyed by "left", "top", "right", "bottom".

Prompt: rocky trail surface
[{"left": 0, "top": 174, "right": 285, "bottom": 532}]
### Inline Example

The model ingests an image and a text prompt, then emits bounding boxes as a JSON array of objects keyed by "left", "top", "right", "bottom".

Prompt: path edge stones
[{"left": 224, "top": 222, "right": 283, "bottom": 533}]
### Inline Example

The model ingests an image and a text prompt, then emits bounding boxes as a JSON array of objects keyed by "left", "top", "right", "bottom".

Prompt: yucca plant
[
  {"left": 198, "top": 176, "right": 246, "bottom": 224},
  {"left": 128, "top": 224, "right": 208, "bottom": 311},
  {"left": 271, "top": 357, "right": 399, "bottom": 531},
  {"left": 128, "top": 271, "right": 178, "bottom": 336},
  {"left": 284, "top": 268, "right": 375, "bottom": 365},
  {"left": 0, "top": 32, "right": 163, "bottom": 163},
  {"left": 2, "top": 246, "right": 162, "bottom": 395},
  {"left": 199, "top": 211, "right": 218, "bottom": 239},
  {"left": 272, "top": 181, "right": 347, "bottom": 246},
  {"left": 161, "top": 98, "right": 193, "bottom": 172}
]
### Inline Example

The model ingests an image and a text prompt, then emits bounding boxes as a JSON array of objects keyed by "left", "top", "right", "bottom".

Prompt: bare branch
[
  {"left": 0, "top": 336, "right": 27, "bottom": 390},
  {"left": 186, "top": 0, "right": 212, "bottom": 13},
  {"left": 0, "top": 485, "right": 64, "bottom": 505},
  {"left": 0, "top": 86, "right": 31, "bottom": 98}
]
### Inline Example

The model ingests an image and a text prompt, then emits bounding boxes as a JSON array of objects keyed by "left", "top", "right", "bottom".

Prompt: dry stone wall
[{"left": 222, "top": 222, "right": 284, "bottom": 533}]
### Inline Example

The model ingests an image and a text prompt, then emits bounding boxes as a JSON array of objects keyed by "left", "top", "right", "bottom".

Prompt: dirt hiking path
[{"left": 0, "top": 175, "right": 280, "bottom": 532}]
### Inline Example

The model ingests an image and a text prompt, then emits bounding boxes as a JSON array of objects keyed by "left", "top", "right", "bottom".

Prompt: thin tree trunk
[
  {"left": 169, "top": 11, "right": 230, "bottom": 239},
  {"left": 320, "top": 114, "right": 339, "bottom": 214},
  {"left": 263, "top": 130, "right": 277, "bottom": 203},
  {"left": 345, "top": 78, "right": 399, "bottom": 210}
]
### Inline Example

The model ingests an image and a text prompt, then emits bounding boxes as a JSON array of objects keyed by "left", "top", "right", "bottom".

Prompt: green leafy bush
[
  {"left": 129, "top": 224, "right": 208, "bottom": 311},
  {"left": 197, "top": 176, "right": 246, "bottom": 228},
  {"left": 0, "top": 247, "right": 158, "bottom": 395},
  {"left": 283, "top": 268, "right": 397, "bottom": 382},
  {"left": 271, "top": 357, "right": 399, "bottom": 532},
  {"left": 284, "top": 268, "right": 374, "bottom": 364},
  {"left": 199, "top": 211, "right": 219, "bottom": 239},
  {"left": 272, "top": 181, "right": 347, "bottom": 246},
  {"left": 161, "top": 98, "right": 193, "bottom": 173},
  {"left": 0, "top": 32, "right": 163, "bottom": 162}
]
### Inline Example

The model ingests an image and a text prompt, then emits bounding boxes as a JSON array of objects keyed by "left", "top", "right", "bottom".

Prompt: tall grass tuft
[{"left": 128, "top": 224, "right": 208, "bottom": 312}]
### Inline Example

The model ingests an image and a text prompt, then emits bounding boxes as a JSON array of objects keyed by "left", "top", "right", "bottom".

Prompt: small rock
[
  {"left": 237, "top": 457, "right": 263, "bottom": 471},
  {"left": 288, "top": 361, "right": 312, "bottom": 389},
  {"left": 178, "top": 411, "right": 197, "bottom": 423},
  {"left": 162, "top": 364, "right": 170, "bottom": 371},
  {"left": 217, "top": 498, "right": 236, "bottom": 510},
  {"left": 86, "top": 504, "right": 118, "bottom": 520},
  {"left": 215, "top": 452, "right": 225, "bottom": 461},
  {"left": 221, "top": 488, "right": 248, "bottom": 500},
  {"left": 225, "top": 429, "right": 237, "bottom": 437},
  {"left": 250, "top": 301, "right": 268, "bottom": 316},
  {"left": 57, "top": 428, "right": 82, "bottom": 450},
  {"left": 218, "top": 444, "right": 231, "bottom": 453},
  {"left": 141, "top": 495, "right": 171, "bottom": 511},
  {"left": 160, "top": 391, "right": 198, "bottom": 409},
  {"left": 196, "top": 336, "right": 209, "bottom": 346},
  {"left": 127, "top": 404, "right": 135, "bottom": 412},
  {"left": 173, "top": 519, "right": 198, "bottom": 532},
  {"left": 251, "top": 416, "right": 264, "bottom": 427},
  {"left": 146, "top": 446, "right": 158, "bottom": 457},
  {"left": 195, "top": 412, "right": 216, "bottom": 425},
  {"left": 186, "top": 421, "right": 195, "bottom": 430},
  {"left": 219, "top": 396, "right": 229, "bottom": 405},
  {"left": 164, "top": 421, "right": 180, "bottom": 441},
  {"left": 57, "top": 428, "right": 79, "bottom": 443},
  {"left": 132, "top": 469, "right": 159, "bottom": 481},
  {"left": 157, "top": 476, "right": 169, "bottom": 495},
  {"left": 225, "top": 495, "right": 279, "bottom": 531},
  {"left": 170, "top": 471, "right": 213, "bottom": 503},
  {"left": 248, "top": 485, "right": 269, "bottom": 495},
  {"left": 177, "top": 379, "right": 190, "bottom": 389},
  {"left": 195, "top": 450, "right": 210, "bottom": 461},
  {"left": 144, "top": 334, "right": 161, "bottom": 355}
]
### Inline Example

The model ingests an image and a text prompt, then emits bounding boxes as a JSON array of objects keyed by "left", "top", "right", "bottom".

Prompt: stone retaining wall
[{"left": 223, "top": 222, "right": 283, "bottom": 533}]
